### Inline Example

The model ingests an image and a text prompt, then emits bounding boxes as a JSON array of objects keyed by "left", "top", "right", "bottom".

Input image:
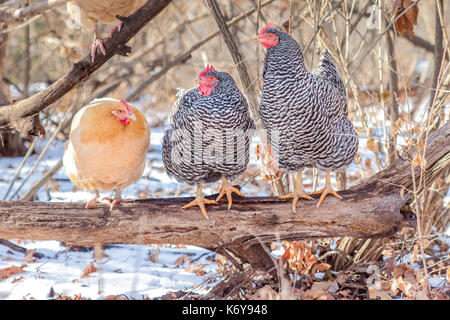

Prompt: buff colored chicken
[
  {"left": 63, "top": 98, "right": 150, "bottom": 211},
  {"left": 66, "top": 0, "right": 146, "bottom": 62}
]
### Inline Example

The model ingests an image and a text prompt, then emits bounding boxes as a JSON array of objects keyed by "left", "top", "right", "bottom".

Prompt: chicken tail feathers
[{"left": 313, "top": 49, "right": 344, "bottom": 90}]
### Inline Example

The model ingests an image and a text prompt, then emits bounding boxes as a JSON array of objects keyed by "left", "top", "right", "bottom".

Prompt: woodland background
[{"left": 0, "top": 0, "right": 448, "bottom": 300}]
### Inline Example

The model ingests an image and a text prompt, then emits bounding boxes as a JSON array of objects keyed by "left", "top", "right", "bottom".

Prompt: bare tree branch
[
  {"left": 0, "top": 0, "right": 65, "bottom": 24},
  {"left": 0, "top": 0, "right": 173, "bottom": 139}
]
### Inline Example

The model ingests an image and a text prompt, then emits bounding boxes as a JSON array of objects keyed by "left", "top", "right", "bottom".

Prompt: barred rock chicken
[
  {"left": 63, "top": 98, "right": 150, "bottom": 211},
  {"left": 67, "top": 0, "right": 146, "bottom": 62},
  {"left": 162, "top": 65, "right": 254, "bottom": 219},
  {"left": 256, "top": 24, "right": 358, "bottom": 212}
]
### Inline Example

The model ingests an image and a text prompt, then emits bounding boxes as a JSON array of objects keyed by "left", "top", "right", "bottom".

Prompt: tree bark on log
[{"left": 0, "top": 191, "right": 415, "bottom": 247}]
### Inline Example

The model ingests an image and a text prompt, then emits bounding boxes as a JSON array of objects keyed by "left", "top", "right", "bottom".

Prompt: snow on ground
[
  {"left": 0, "top": 240, "right": 221, "bottom": 300},
  {"left": 1, "top": 108, "right": 447, "bottom": 299}
]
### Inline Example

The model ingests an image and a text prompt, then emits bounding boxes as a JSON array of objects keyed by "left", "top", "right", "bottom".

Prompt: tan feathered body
[
  {"left": 67, "top": 0, "right": 146, "bottom": 30},
  {"left": 64, "top": 99, "right": 150, "bottom": 193}
]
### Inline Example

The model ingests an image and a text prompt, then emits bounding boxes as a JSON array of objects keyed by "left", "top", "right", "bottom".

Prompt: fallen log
[
  {"left": 0, "top": 120, "right": 448, "bottom": 271},
  {"left": 0, "top": 190, "right": 416, "bottom": 248}
]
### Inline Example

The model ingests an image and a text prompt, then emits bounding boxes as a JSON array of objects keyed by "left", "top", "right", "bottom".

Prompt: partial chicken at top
[
  {"left": 66, "top": 0, "right": 146, "bottom": 62},
  {"left": 256, "top": 24, "right": 358, "bottom": 212}
]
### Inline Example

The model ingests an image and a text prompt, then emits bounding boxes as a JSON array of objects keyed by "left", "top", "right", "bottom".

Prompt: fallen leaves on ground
[
  {"left": 80, "top": 262, "right": 97, "bottom": 278},
  {"left": 149, "top": 248, "right": 161, "bottom": 263},
  {"left": 280, "top": 241, "right": 319, "bottom": 274},
  {"left": 304, "top": 281, "right": 340, "bottom": 300},
  {"left": 247, "top": 285, "right": 278, "bottom": 300},
  {"left": 0, "top": 265, "right": 26, "bottom": 280},
  {"left": 185, "top": 263, "right": 205, "bottom": 276},
  {"left": 23, "top": 250, "right": 37, "bottom": 263},
  {"left": 255, "top": 144, "right": 283, "bottom": 181},
  {"left": 174, "top": 254, "right": 191, "bottom": 266},
  {"left": 11, "top": 276, "right": 24, "bottom": 283}
]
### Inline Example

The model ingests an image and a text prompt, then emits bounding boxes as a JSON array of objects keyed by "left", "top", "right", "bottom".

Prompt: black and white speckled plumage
[
  {"left": 162, "top": 70, "right": 254, "bottom": 185},
  {"left": 259, "top": 27, "right": 358, "bottom": 172}
]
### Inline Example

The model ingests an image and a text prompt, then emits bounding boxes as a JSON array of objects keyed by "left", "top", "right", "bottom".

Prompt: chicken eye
[{"left": 209, "top": 76, "right": 215, "bottom": 81}]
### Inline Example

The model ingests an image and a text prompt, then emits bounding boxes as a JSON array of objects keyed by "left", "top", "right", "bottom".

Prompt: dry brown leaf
[
  {"left": 149, "top": 248, "right": 160, "bottom": 263},
  {"left": 307, "top": 282, "right": 329, "bottom": 299},
  {"left": 367, "top": 137, "right": 377, "bottom": 152},
  {"left": 247, "top": 285, "right": 278, "bottom": 300},
  {"left": 270, "top": 244, "right": 280, "bottom": 251},
  {"left": 380, "top": 91, "right": 393, "bottom": 102},
  {"left": 412, "top": 152, "right": 422, "bottom": 167},
  {"left": 416, "top": 138, "right": 424, "bottom": 150},
  {"left": 11, "top": 276, "right": 24, "bottom": 283},
  {"left": 393, "top": 264, "right": 415, "bottom": 279},
  {"left": 80, "top": 262, "right": 96, "bottom": 278},
  {"left": 391, "top": 0, "right": 419, "bottom": 39},
  {"left": 313, "top": 263, "right": 331, "bottom": 273},
  {"left": 256, "top": 144, "right": 283, "bottom": 181},
  {"left": 174, "top": 254, "right": 191, "bottom": 266},
  {"left": 23, "top": 250, "right": 36, "bottom": 263},
  {"left": 403, "top": 0, "right": 419, "bottom": 25},
  {"left": 369, "top": 287, "right": 393, "bottom": 300},
  {"left": 310, "top": 281, "right": 339, "bottom": 294},
  {"left": 396, "top": 277, "right": 416, "bottom": 297},
  {"left": 194, "top": 270, "right": 206, "bottom": 276},
  {"left": 365, "top": 158, "right": 372, "bottom": 169},
  {"left": 0, "top": 266, "right": 26, "bottom": 280},
  {"left": 185, "top": 263, "right": 204, "bottom": 273},
  {"left": 354, "top": 152, "right": 361, "bottom": 164},
  {"left": 421, "top": 238, "right": 430, "bottom": 249}
]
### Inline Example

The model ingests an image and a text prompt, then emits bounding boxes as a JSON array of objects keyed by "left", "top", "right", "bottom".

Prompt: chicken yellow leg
[
  {"left": 280, "top": 170, "right": 313, "bottom": 213},
  {"left": 182, "top": 185, "right": 217, "bottom": 220},
  {"left": 216, "top": 174, "right": 245, "bottom": 210},
  {"left": 313, "top": 171, "right": 343, "bottom": 207}
]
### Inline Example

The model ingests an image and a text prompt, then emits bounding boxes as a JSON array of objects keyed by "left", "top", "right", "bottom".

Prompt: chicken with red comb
[
  {"left": 162, "top": 65, "right": 254, "bottom": 219},
  {"left": 256, "top": 24, "right": 358, "bottom": 212},
  {"left": 63, "top": 98, "right": 150, "bottom": 211}
]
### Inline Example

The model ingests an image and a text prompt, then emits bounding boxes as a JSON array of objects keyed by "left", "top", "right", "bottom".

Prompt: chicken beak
[
  {"left": 195, "top": 79, "right": 201, "bottom": 85},
  {"left": 254, "top": 36, "right": 263, "bottom": 43}
]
